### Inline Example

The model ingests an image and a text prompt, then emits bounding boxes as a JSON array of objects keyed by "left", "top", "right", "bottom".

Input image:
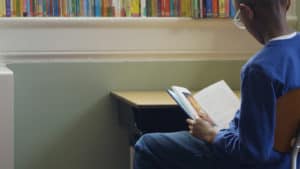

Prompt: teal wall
[{"left": 9, "top": 61, "right": 244, "bottom": 169}]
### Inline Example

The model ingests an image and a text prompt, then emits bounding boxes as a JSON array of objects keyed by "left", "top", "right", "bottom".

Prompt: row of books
[{"left": 0, "top": 0, "right": 236, "bottom": 18}]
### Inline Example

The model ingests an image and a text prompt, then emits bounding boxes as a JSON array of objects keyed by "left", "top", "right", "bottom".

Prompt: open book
[{"left": 167, "top": 80, "right": 240, "bottom": 130}]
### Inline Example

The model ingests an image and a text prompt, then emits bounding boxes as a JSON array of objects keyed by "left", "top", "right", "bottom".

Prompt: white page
[{"left": 193, "top": 80, "right": 240, "bottom": 130}]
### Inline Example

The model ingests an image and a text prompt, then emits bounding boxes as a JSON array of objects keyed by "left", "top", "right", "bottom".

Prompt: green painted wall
[{"left": 9, "top": 61, "right": 244, "bottom": 169}]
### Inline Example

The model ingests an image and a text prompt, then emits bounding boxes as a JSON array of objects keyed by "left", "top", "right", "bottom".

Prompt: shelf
[
  {"left": 0, "top": 17, "right": 238, "bottom": 28},
  {"left": 0, "top": 16, "right": 297, "bottom": 28}
]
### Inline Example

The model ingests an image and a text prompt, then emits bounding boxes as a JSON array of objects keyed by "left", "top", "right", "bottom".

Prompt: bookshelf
[{"left": 0, "top": 1, "right": 298, "bottom": 63}]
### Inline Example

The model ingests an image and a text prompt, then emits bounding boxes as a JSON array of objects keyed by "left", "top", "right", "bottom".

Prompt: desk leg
[{"left": 116, "top": 102, "right": 142, "bottom": 169}]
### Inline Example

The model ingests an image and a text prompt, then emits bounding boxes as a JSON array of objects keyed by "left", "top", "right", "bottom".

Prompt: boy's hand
[{"left": 187, "top": 118, "right": 217, "bottom": 143}]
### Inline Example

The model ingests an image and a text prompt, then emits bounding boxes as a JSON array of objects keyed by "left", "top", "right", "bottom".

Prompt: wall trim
[
  {"left": 0, "top": 65, "right": 14, "bottom": 169},
  {"left": 0, "top": 51, "right": 253, "bottom": 64}
]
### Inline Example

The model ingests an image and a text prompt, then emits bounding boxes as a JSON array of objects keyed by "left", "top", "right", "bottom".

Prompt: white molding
[
  {"left": 0, "top": 65, "right": 14, "bottom": 169},
  {"left": 0, "top": 51, "right": 253, "bottom": 63},
  {"left": 0, "top": 17, "right": 238, "bottom": 28}
]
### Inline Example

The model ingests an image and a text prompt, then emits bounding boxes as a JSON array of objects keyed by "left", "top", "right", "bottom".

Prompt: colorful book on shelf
[
  {"left": 205, "top": 0, "right": 212, "bottom": 17},
  {"left": 0, "top": 0, "right": 5, "bottom": 17},
  {"left": 229, "top": 0, "right": 235, "bottom": 18},
  {"left": 212, "top": 0, "right": 218, "bottom": 17},
  {"left": 140, "top": 0, "right": 146, "bottom": 16},
  {"left": 167, "top": 80, "right": 240, "bottom": 131},
  {"left": 6, "top": 0, "right": 11, "bottom": 16},
  {"left": 130, "top": 0, "right": 139, "bottom": 16},
  {"left": 94, "top": 0, "right": 101, "bottom": 16},
  {"left": 219, "top": 0, "right": 229, "bottom": 18}
]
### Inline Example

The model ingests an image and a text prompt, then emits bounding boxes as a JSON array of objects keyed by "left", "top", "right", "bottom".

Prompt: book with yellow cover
[
  {"left": 130, "top": 0, "right": 139, "bottom": 16},
  {"left": 0, "top": 0, "right": 5, "bottom": 17}
]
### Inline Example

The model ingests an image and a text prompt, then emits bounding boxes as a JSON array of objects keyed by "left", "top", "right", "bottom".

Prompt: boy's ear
[{"left": 240, "top": 3, "right": 254, "bottom": 20}]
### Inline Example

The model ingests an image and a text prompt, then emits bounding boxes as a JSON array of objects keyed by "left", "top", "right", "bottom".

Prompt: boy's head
[{"left": 234, "top": 0, "right": 291, "bottom": 44}]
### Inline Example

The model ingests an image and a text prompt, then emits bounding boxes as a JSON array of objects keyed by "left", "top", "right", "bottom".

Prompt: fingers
[{"left": 186, "top": 118, "right": 195, "bottom": 125}]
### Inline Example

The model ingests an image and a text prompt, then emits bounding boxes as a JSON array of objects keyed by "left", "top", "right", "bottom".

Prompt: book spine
[
  {"left": 212, "top": 0, "right": 218, "bottom": 17},
  {"left": 125, "top": 0, "right": 130, "bottom": 16},
  {"left": 199, "top": 0, "right": 203, "bottom": 18},
  {"left": 37, "top": 0, "right": 42, "bottom": 16},
  {"left": 71, "top": 0, "right": 75, "bottom": 16},
  {"left": 112, "top": 0, "right": 118, "bottom": 16},
  {"left": 6, "top": 0, "right": 10, "bottom": 16},
  {"left": 192, "top": 0, "right": 198, "bottom": 18},
  {"left": 130, "top": 0, "right": 138, "bottom": 16},
  {"left": 140, "top": 0, "right": 146, "bottom": 17},
  {"left": 202, "top": 0, "right": 206, "bottom": 17},
  {"left": 161, "top": 0, "right": 165, "bottom": 16},
  {"left": 165, "top": 0, "right": 170, "bottom": 16},
  {"left": 186, "top": 0, "right": 191, "bottom": 17},
  {"left": 75, "top": 0, "right": 79, "bottom": 16},
  {"left": 26, "top": 0, "right": 30, "bottom": 16},
  {"left": 156, "top": 0, "right": 160, "bottom": 16},
  {"left": 83, "top": 0, "right": 87, "bottom": 16},
  {"left": 94, "top": 0, "right": 99, "bottom": 16},
  {"left": 225, "top": 0, "right": 229, "bottom": 17},
  {"left": 170, "top": 0, "right": 174, "bottom": 16},
  {"left": 145, "top": 0, "right": 150, "bottom": 16},
  {"left": 219, "top": 0, "right": 229, "bottom": 17},
  {"left": 205, "top": 0, "right": 212, "bottom": 17},
  {"left": 22, "top": 0, "right": 27, "bottom": 16},
  {"left": 173, "top": 0, "right": 178, "bottom": 16},
  {"left": 229, "top": 0, "right": 235, "bottom": 18},
  {"left": 0, "top": 0, "right": 5, "bottom": 17},
  {"left": 102, "top": 0, "right": 106, "bottom": 16}
]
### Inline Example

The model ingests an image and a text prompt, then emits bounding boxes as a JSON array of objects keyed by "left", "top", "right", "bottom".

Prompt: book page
[{"left": 193, "top": 80, "right": 240, "bottom": 130}]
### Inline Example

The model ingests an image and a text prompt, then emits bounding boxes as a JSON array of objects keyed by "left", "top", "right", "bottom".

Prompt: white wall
[{"left": 0, "top": 65, "right": 14, "bottom": 169}]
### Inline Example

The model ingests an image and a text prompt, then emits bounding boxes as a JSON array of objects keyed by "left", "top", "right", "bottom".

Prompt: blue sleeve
[{"left": 212, "top": 66, "right": 278, "bottom": 164}]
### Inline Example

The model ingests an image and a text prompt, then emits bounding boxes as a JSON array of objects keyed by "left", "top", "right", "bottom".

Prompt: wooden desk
[
  {"left": 111, "top": 90, "right": 240, "bottom": 144},
  {"left": 111, "top": 90, "right": 240, "bottom": 169}
]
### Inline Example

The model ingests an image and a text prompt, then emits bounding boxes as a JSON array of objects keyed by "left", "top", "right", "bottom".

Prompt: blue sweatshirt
[{"left": 212, "top": 32, "right": 300, "bottom": 169}]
